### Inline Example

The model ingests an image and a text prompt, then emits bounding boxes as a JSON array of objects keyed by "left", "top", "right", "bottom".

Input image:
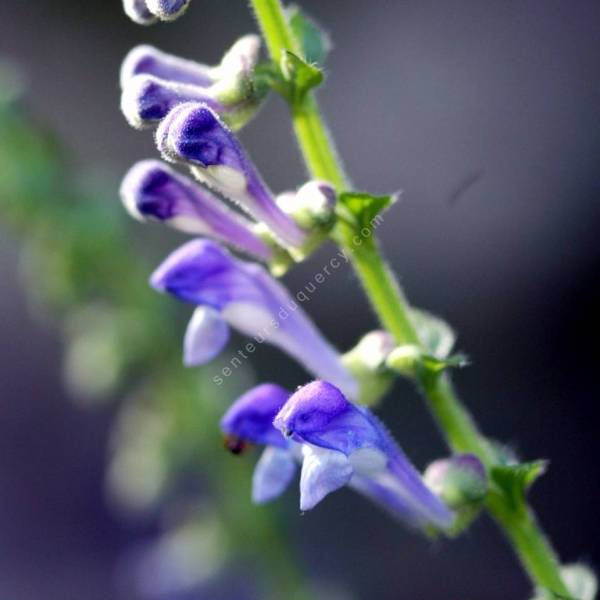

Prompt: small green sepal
[
  {"left": 280, "top": 51, "right": 324, "bottom": 104},
  {"left": 337, "top": 191, "right": 396, "bottom": 231},
  {"left": 490, "top": 460, "right": 549, "bottom": 512}
]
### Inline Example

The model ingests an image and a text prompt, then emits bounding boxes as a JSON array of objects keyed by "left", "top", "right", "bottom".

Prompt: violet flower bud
[
  {"left": 120, "top": 37, "right": 263, "bottom": 131},
  {"left": 150, "top": 239, "right": 357, "bottom": 398},
  {"left": 121, "top": 45, "right": 214, "bottom": 89},
  {"left": 121, "top": 75, "right": 223, "bottom": 130},
  {"left": 145, "top": 0, "right": 190, "bottom": 21},
  {"left": 156, "top": 102, "right": 307, "bottom": 248},
  {"left": 120, "top": 160, "right": 273, "bottom": 261},
  {"left": 122, "top": 0, "right": 158, "bottom": 25},
  {"left": 122, "top": 0, "right": 190, "bottom": 24}
]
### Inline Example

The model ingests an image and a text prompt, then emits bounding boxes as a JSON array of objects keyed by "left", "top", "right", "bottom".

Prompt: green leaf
[
  {"left": 280, "top": 51, "right": 324, "bottom": 104},
  {"left": 490, "top": 460, "right": 548, "bottom": 511},
  {"left": 338, "top": 191, "right": 395, "bottom": 230},
  {"left": 410, "top": 308, "right": 456, "bottom": 359},
  {"left": 287, "top": 5, "right": 332, "bottom": 65}
]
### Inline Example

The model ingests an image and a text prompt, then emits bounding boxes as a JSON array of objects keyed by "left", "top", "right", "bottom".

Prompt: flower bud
[
  {"left": 121, "top": 45, "right": 214, "bottom": 89},
  {"left": 277, "top": 181, "right": 337, "bottom": 230},
  {"left": 385, "top": 344, "right": 423, "bottom": 378},
  {"left": 120, "top": 37, "right": 264, "bottom": 131},
  {"left": 342, "top": 331, "right": 396, "bottom": 406},
  {"left": 424, "top": 454, "right": 488, "bottom": 509},
  {"left": 122, "top": 0, "right": 158, "bottom": 25},
  {"left": 156, "top": 102, "right": 307, "bottom": 248},
  {"left": 531, "top": 564, "right": 597, "bottom": 600},
  {"left": 121, "top": 74, "right": 222, "bottom": 130},
  {"left": 145, "top": 0, "right": 190, "bottom": 21},
  {"left": 120, "top": 159, "right": 273, "bottom": 261},
  {"left": 123, "top": 0, "right": 190, "bottom": 24}
]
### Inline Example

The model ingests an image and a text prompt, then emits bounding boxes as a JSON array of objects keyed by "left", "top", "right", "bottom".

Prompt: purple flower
[
  {"left": 273, "top": 381, "right": 454, "bottom": 527},
  {"left": 120, "top": 37, "right": 263, "bottom": 131},
  {"left": 120, "top": 160, "right": 272, "bottom": 261},
  {"left": 122, "top": 0, "right": 190, "bottom": 24},
  {"left": 150, "top": 240, "right": 357, "bottom": 398},
  {"left": 221, "top": 384, "right": 298, "bottom": 503},
  {"left": 221, "top": 382, "right": 453, "bottom": 528},
  {"left": 156, "top": 102, "right": 307, "bottom": 248}
]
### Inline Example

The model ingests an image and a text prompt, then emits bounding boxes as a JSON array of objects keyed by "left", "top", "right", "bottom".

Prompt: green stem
[
  {"left": 248, "top": 0, "right": 569, "bottom": 596},
  {"left": 487, "top": 492, "right": 570, "bottom": 596},
  {"left": 250, "top": 0, "right": 346, "bottom": 189},
  {"left": 347, "top": 237, "right": 421, "bottom": 346}
]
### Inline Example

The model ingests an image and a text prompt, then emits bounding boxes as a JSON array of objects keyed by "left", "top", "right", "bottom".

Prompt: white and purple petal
[
  {"left": 299, "top": 445, "right": 353, "bottom": 511},
  {"left": 252, "top": 446, "right": 297, "bottom": 504},
  {"left": 183, "top": 306, "right": 230, "bottom": 366}
]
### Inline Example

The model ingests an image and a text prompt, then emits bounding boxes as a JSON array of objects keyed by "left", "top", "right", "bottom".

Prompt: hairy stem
[
  {"left": 250, "top": 0, "right": 346, "bottom": 188},
  {"left": 248, "top": 0, "right": 569, "bottom": 595}
]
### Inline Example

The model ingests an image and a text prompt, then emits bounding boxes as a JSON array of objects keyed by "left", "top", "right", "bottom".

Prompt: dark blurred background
[{"left": 1, "top": 1, "right": 599, "bottom": 598}]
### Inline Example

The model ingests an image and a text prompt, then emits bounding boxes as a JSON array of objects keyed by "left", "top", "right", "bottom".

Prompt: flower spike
[
  {"left": 150, "top": 240, "right": 357, "bottom": 398},
  {"left": 120, "top": 160, "right": 273, "bottom": 261},
  {"left": 156, "top": 103, "right": 307, "bottom": 248}
]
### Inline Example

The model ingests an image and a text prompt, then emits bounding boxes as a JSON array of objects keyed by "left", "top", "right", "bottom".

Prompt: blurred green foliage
[{"left": 0, "top": 66, "right": 312, "bottom": 599}]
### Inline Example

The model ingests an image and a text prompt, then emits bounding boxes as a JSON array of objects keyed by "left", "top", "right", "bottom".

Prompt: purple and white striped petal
[
  {"left": 156, "top": 103, "right": 307, "bottom": 248},
  {"left": 120, "top": 160, "right": 273, "bottom": 261},
  {"left": 151, "top": 240, "right": 357, "bottom": 397},
  {"left": 274, "top": 381, "right": 454, "bottom": 528}
]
